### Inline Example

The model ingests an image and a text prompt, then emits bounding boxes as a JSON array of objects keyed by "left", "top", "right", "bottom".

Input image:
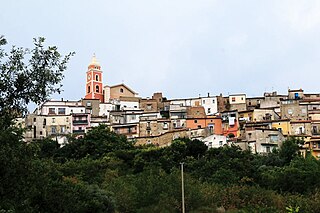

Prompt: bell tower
[{"left": 84, "top": 54, "right": 104, "bottom": 102}]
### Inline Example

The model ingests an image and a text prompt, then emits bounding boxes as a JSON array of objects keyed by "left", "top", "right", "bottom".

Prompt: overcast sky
[{"left": 2, "top": 0, "right": 320, "bottom": 100}]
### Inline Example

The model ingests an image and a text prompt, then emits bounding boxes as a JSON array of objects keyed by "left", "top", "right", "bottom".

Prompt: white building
[{"left": 203, "top": 134, "right": 228, "bottom": 148}]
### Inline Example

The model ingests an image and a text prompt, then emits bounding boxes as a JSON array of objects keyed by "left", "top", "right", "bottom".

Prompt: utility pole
[{"left": 180, "top": 162, "right": 185, "bottom": 213}]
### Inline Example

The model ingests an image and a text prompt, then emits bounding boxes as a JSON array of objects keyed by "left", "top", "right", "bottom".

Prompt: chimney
[{"left": 208, "top": 92, "right": 210, "bottom": 97}]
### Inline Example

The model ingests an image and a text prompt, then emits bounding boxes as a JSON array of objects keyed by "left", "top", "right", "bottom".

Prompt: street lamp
[{"left": 180, "top": 162, "right": 185, "bottom": 213}]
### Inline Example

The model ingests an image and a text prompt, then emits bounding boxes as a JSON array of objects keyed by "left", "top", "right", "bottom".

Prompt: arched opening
[
  {"left": 95, "top": 75, "right": 99, "bottom": 81},
  {"left": 88, "top": 85, "right": 91, "bottom": 93},
  {"left": 96, "top": 85, "right": 99, "bottom": 92}
]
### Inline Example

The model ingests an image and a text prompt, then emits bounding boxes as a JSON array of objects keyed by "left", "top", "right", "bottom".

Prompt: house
[
  {"left": 290, "top": 120, "right": 312, "bottom": 136},
  {"left": 271, "top": 119, "right": 291, "bottom": 136},
  {"left": 104, "top": 83, "right": 138, "bottom": 101},
  {"left": 229, "top": 94, "right": 247, "bottom": 111},
  {"left": 203, "top": 134, "right": 228, "bottom": 148},
  {"left": 280, "top": 100, "right": 308, "bottom": 120},
  {"left": 244, "top": 128, "right": 285, "bottom": 154},
  {"left": 221, "top": 110, "right": 239, "bottom": 138}
]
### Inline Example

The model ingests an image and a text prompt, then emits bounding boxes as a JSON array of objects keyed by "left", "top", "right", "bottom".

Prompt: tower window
[
  {"left": 88, "top": 86, "right": 91, "bottom": 93},
  {"left": 120, "top": 88, "right": 124, "bottom": 93},
  {"left": 96, "top": 85, "right": 100, "bottom": 92},
  {"left": 95, "top": 75, "right": 99, "bottom": 81}
]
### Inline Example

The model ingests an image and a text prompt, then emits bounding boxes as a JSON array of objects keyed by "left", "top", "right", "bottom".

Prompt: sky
[{"left": 2, "top": 0, "right": 320, "bottom": 101}]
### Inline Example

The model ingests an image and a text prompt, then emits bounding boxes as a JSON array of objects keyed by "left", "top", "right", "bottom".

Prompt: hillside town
[{"left": 21, "top": 55, "right": 320, "bottom": 158}]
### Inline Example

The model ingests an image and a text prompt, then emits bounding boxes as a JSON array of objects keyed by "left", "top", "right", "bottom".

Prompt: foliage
[
  {"left": 56, "top": 125, "right": 134, "bottom": 161},
  {"left": 0, "top": 36, "right": 74, "bottom": 129},
  {"left": 278, "top": 137, "right": 304, "bottom": 165}
]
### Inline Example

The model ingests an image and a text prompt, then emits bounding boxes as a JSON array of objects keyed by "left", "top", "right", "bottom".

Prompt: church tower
[{"left": 84, "top": 54, "right": 104, "bottom": 102}]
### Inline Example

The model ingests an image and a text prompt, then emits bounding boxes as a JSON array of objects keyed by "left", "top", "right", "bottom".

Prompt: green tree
[
  {"left": 57, "top": 125, "right": 134, "bottom": 160},
  {"left": 279, "top": 137, "right": 303, "bottom": 165},
  {"left": 0, "top": 36, "right": 74, "bottom": 129}
]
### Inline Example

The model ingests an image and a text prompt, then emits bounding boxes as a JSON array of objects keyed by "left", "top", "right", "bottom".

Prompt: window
[
  {"left": 203, "top": 100, "right": 205, "bottom": 104},
  {"left": 61, "top": 126, "right": 66, "bottom": 133},
  {"left": 40, "top": 131, "right": 43, "bottom": 135},
  {"left": 95, "top": 75, "right": 99, "bottom": 81},
  {"left": 66, "top": 117, "right": 69, "bottom": 122},
  {"left": 49, "top": 108, "right": 55, "bottom": 114},
  {"left": 163, "top": 122, "right": 168, "bottom": 129},
  {"left": 51, "top": 126, "right": 56, "bottom": 134},
  {"left": 288, "top": 109, "right": 293, "bottom": 115},
  {"left": 249, "top": 102, "right": 251, "bottom": 106},
  {"left": 219, "top": 141, "right": 223, "bottom": 146},
  {"left": 79, "top": 127, "right": 82, "bottom": 130},
  {"left": 208, "top": 108, "right": 211, "bottom": 114},
  {"left": 270, "top": 135, "right": 279, "bottom": 142},
  {"left": 52, "top": 118, "right": 55, "bottom": 123},
  {"left": 120, "top": 88, "right": 124, "bottom": 93},
  {"left": 266, "top": 147, "right": 270, "bottom": 153},
  {"left": 194, "top": 120, "right": 198, "bottom": 123},
  {"left": 43, "top": 118, "right": 46, "bottom": 125},
  {"left": 212, "top": 99, "right": 215, "bottom": 103},
  {"left": 58, "top": 108, "right": 66, "bottom": 115},
  {"left": 197, "top": 125, "right": 201, "bottom": 129},
  {"left": 96, "top": 85, "right": 99, "bottom": 92},
  {"left": 232, "top": 97, "right": 236, "bottom": 102},
  {"left": 241, "top": 97, "right": 244, "bottom": 100},
  {"left": 88, "top": 85, "right": 90, "bottom": 93},
  {"left": 33, "top": 117, "right": 36, "bottom": 122}
]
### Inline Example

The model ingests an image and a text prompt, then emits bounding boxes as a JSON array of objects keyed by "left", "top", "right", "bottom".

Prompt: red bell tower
[{"left": 84, "top": 54, "right": 104, "bottom": 102}]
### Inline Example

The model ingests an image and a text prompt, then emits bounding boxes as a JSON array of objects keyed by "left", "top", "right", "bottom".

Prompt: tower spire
[{"left": 90, "top": 53, "right": 100, "bottom": 66}]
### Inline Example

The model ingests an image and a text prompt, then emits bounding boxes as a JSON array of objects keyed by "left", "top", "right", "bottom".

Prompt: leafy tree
[
  {"left": 0, "top": 36, "right": 74, "bottom": 129},
  {"left": 57, "top": 125, "right": 134, "bottom": 160},
  {"left": 279, "top": 137, "right": 303, "bottom": 165}
]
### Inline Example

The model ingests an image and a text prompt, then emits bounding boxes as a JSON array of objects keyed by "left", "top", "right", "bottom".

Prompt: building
[{"left": 84, "top": 54, "right": 104, "bottom": 102}]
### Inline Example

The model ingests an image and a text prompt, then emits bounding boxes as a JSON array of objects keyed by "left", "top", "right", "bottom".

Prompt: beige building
[
  {"left": 280, "top": 100, "right": 308, "bottom": 120},
  {"left": 244, "top": 128, "right": 285, "bottom": 154},
  {"left": 290, "top": 120, "right": 312, "bottom": 136},
  {"left": 104, "top": 83, "right": 138, "bottom": 101},
  {"left": 81, "top": 99, "right": 100, "bottom": 116},
  {"left": 229, "top": 94, "right": 247, "bottom": 111},
  {"left": 288, "top": 89, "right": 304, "bottom": 100}
]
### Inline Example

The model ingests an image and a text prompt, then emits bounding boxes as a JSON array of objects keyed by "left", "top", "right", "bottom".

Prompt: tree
[
  {"left": 0, "top": 36, "right": 75, "bottom": 212},
  {"left": 279, "top": 137, "right": 303, "bottom": 165},
  {"left": 0, "top": 36, "right": 74, "bottom": 129}
]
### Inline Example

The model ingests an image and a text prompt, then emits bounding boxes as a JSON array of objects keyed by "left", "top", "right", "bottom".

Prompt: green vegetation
[
  {"left": 1, "top": 37, "right": 320, "bottom": 212},
  {"left": 2, "top": 128, "right": 320, "bottom": 212}
]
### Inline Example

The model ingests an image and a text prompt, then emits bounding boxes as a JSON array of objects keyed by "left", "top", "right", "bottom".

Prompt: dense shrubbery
[{"left": 2, "top": 125, "right": 320, "bottom": 212}]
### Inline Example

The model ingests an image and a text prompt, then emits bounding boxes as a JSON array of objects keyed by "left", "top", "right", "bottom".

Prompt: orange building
[
  {"left": 185, "top": 106, "right": 222, "bottom": 135},
  {"left": 84, "top": 54, "right": 104, "bottom": 102}
]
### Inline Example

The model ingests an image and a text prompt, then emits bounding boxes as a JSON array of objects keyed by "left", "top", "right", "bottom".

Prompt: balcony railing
[
  {"left": 73, "top": 120, "right": 88, "bottom": 125},
  {"left": 73, "top": 129, "right": 85, "bottom": 134}
]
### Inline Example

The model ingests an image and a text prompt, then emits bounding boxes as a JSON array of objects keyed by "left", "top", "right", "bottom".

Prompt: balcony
[
  {"left": 73, "top": 120, "right": 88, "bottom": 125},
  {"left": 73, "top": 129, "right": 85, "bottom": 134}
]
